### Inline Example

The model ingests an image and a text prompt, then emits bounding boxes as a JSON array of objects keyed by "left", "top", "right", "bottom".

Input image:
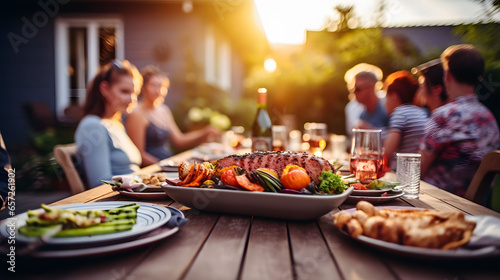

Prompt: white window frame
[
  {"left": 54, "top": 16, "right": 124, "bottom": 120},
  {"left": 204, "top": 25, "right": 231, "bottom": 91},
  {"left": 204, "top": 25, "right": 216, "bottom": 85}
]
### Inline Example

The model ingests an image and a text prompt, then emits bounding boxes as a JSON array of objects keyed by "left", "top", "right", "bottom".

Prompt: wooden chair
[
  {"left": 53, "top": 143, "right": 86, "bottom": 194},
  {"left": 465, "top": 150, "right": 500, "bottom": 204}
]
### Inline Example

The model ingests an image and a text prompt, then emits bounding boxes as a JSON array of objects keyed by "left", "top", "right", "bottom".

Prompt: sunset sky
[{"left": 255, "top": 0, "right": 500, "bottom": 44}]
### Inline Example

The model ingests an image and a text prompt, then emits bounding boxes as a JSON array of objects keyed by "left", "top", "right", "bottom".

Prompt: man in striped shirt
[{"left": 383, "top": 71, "right": 429, "bottom": 170}]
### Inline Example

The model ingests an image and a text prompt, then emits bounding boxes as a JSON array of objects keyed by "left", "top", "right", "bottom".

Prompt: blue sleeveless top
[{"left": 145, "top": 121, "right": 173, "bottom": 160}]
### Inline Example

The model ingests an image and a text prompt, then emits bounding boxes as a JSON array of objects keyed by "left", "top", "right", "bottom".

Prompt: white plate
[
  {"left": 346, "top": 191, "right": 404, "bottom": 204},
  {"left": 16, "top": 207, "right": 183, "bottom": 258},
  {"left": 0, "top": 202, "right": 171, "bottom": 246},
  {"left": 112, "top": 173, "right": 179, "bottom": 199},
  {"left": 340, "top": 206, "right": 500, "bottom": 259},
  {"left": 162, "top": 184, "right": 353, "bottom": 220},
  {"left": 351, "top": 189, "right": 396, "bottom": 196},
  {"left": 27, "top": 226, "right": 179, "bottom": 258},
  {"left": 118, "top": 190, "right": 169, "bottom": 200}
]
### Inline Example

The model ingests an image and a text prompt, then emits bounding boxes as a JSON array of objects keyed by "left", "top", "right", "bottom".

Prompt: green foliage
[
  {"left": 10, "top": 127, "right": 74, "bottom": 192},
  {"left": 453, "top": 23, "right": 500, "bottom": 70}
]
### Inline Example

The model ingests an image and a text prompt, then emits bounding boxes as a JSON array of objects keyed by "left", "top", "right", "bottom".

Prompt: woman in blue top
[
  {"left": 383, "top": 70, "right": 429, "bottom": 170},
  {"left": 126, "top": 66, "right": 220, "bottom": 166},
  {"left": 75, "top": 60, "right": 142, "bottom": 188}
]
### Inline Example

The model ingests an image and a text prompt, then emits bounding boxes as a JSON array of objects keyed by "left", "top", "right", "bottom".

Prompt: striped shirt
[{"left": 388, "top": 105, "right": 429, "bottom": 169}]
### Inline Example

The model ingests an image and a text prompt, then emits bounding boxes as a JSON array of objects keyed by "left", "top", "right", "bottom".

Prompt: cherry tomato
[{"left": 351, "top": 182, "right": 369, "bottom": 190}]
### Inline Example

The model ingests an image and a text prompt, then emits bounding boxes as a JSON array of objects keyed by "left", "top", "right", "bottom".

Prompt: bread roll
[{"left": 333, "top": 201, "right": 476, "bottom": 250}]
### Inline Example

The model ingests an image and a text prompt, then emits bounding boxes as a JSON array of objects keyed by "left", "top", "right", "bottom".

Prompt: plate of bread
[{"left": 333, "top": 201, "right": 500, "bottom": 259}]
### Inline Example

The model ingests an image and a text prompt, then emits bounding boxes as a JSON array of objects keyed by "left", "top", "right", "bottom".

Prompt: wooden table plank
[
  {"left": 50, "top": 185, "right": 115, "bottom": 205},
  {"left": 288, "top": 219, "right": 342, "bottom": 279},
  {"left": 7, "top": 242, "right": 155, "bottom": 280},
  {"left": 317, "top": 211, "right": 397, "bottom": 280},
  {"left": 184, "top": 214, "right": 251, "bottom": 280},
  {"left": 130, "top": 211, "right": 219, "bottom": 280},
  {"left": 241, "top": 218, "right": 293, "bottom": 280}
]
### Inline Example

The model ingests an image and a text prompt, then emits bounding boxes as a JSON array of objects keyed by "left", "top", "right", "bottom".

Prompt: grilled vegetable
[
  {"left": 235, "top": 175, "right": 265, "bottom": 192},
  {"left": 254, "top": 169, "right": 283, "bottom": 192},
  {"left": 281, "top": 165, "right": 311, "bottom": 191},
  {"left": 18, "top": 203, "right": 140, "bottom": 237},
  {"left": 176, "top": 162, "right": 214, "bottom": 187}
]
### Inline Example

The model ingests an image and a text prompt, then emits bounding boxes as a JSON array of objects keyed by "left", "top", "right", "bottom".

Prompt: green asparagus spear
[
  {"left": 55, "top": 224, "right": 134, "bottom": 237},
  {"left": 19, "top": 203, "right": 141, "bottom": 238}
]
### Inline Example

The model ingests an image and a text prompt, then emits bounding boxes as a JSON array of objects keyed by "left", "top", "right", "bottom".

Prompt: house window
[
  {"left": 204, "top": 25, "right": 231, "bottom": 91},
  {"left": 55, "top": 17, "right": 124, "bottom": 121}
]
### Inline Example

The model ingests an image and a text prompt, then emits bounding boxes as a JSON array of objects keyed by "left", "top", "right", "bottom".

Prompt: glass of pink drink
[{"left": 350, "top": 129, "right": 383, "bottom": 184}]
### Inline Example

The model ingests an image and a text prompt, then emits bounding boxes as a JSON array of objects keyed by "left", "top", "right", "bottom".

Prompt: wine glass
[
  {"left": 272, "top": 125, "right": 287, "bottom": 151},
  {"left": 306, "top": 123, "right": 327, "bottom": 157},
  {"left": 350, "top": 128, "right": 383, "bottom": 183}
]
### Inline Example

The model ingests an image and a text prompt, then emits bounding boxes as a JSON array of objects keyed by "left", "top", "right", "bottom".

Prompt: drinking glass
[
  {"left": 272, "top": 125, "right": 287, "bottom": 151},
  {"left": 229, "top": 126, "right": 245, "bottom": 151},
  {"left": 396, "top": 153, "right": 421, "bottom": 198},
  {"left": 329, "top": 134, "right": 347, "bottom": 162},
  {"left": 350, "top": 128, "right": 383, "bottom": 183},
  {"left": 306, "top": 123, "right": 327, "bottom": 157}
]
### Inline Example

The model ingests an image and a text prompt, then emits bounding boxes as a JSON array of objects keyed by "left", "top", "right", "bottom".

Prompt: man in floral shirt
[{"left": 419, "top": 44, "right": 500, "bottom": 197}]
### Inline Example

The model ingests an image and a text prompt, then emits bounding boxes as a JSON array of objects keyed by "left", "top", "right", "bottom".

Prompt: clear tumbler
[{"left": 396, "top": 153, "right": 421, "bottom": 199}]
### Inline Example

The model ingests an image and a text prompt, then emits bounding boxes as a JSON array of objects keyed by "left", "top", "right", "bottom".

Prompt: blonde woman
[{"left": 126, "top": 66, "right": 220, "bottom": 166}]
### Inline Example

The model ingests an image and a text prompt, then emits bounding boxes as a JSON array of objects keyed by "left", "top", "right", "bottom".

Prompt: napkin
[
  {"left": 111, "top": 175, "right": 147, "bottom": 192},
  {"left": 465, "top": 215, "right": 500, "bottom": 248},
  {"left": 166, "top": 207, "right": 188, "bottom": 228}
]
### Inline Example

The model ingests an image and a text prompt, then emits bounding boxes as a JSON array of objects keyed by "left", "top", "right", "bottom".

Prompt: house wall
[
  {"left": 383, "top": 25, "right": 463, "bottom": 55},
  {"left": 0, "top": 2, "right": 57, "bottom": 148},
  {"left": 0, "top": 1, "right": 245, "bottom": 148}
]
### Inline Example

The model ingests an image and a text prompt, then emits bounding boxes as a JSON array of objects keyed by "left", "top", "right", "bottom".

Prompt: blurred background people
[
  {"left": 126, "top": 65, "right": 221, "bottom": 166},
  {"left": 344, "top": 98, "right": 364, "bottom": 140},
  {"left": 412, "top": 59, "right": 448, "bottom": 113},
  {"left": 75, "top": 60, "right": 142, "bottom": 188},
  {"left": 419, "top": 44, "right": 500, "bottom": 197},
  {"left": 383, "top": 71, "right": 428, "bottom": 169},
  {"left": 344, "top": 64, "right": 387, "bottom": 139},
  {"left": 350, "top": 71, "right": 389, "bottom": 139}
]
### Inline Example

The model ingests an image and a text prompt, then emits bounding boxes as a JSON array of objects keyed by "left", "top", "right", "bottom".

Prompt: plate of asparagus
[{"left": 0, "top": 202, "right": 172, "bottom": 246}]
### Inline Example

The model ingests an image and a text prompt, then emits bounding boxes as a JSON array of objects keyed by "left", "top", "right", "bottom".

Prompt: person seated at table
[
  {"left": 383, "top": 70, "right": 429, "bottom": 170},
  {"left": 0, "top": 130, "right": 11, "bottom": 211},
  {"left": 125, "top": 65, "right": 221, "bottom": 166},
  {"left": 350, "top": 71, "right": 389, "bottom": 139},
  {"left": 75, "top": 60, "right": 143, "bottom": 188},
  {"left": 412, "top": 59, "right": 448, "bottom": 113},
  {"left": 419, "top": 44, "right": 500, "bottom": 197}
]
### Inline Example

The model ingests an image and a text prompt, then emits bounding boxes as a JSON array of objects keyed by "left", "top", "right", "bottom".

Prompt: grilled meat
[{"left": 215, "top": 151, "right": 336, "bottom": 184}]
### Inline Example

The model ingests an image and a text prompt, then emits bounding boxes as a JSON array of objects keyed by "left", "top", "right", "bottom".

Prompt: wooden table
[{"left": 3, "top": 150, "right": 500, "bottom": 279}]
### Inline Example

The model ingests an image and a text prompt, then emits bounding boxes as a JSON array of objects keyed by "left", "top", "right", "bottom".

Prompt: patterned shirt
[
  {"left": 388, "top": 105, "right": 429, "bottom": 170},
  {"left": 420, "top": 94, "right": 500, "bottom": 196}
]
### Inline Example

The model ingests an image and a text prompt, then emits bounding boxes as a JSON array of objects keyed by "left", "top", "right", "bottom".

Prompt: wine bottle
[{"left": 251, "top": 88, "right": 273, "bottom": 151}]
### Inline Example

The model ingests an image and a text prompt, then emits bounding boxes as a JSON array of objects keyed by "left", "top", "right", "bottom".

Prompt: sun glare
[
  {"left": 264, "top": 58, "right": 277, "bottom": 72},
  {"left": 254, "top": 0, "right": 333, "bottom": 45}
]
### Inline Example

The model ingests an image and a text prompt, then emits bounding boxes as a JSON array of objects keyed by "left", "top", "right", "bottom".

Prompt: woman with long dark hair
[{"left": 75, "top": 60, "right": 142, "bottom": 188}]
